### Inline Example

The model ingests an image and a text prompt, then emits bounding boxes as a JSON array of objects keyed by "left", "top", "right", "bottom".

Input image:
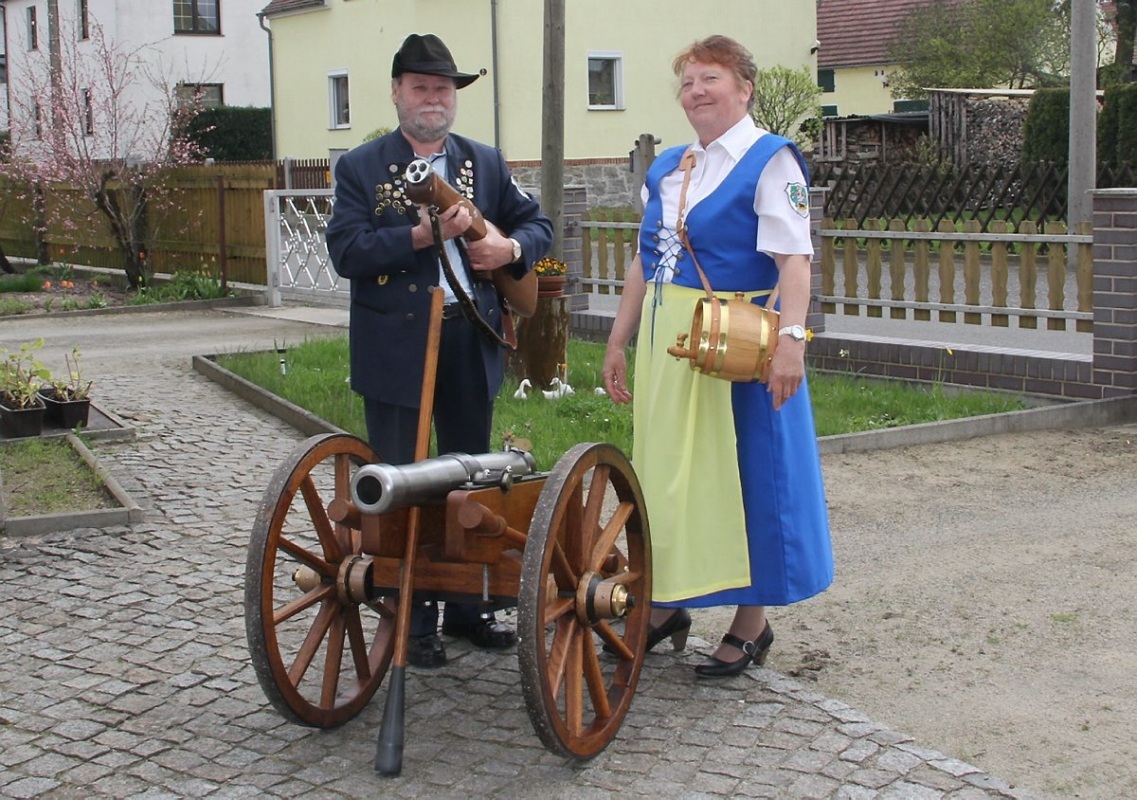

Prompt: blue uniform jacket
[{"left": 326, "top": 129, "right": 553, "bottom": 408}]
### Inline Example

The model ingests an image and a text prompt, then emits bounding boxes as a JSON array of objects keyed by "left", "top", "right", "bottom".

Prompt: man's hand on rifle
[
  {"left": 410, "top": 203, "right": 471, "bottom": 251},
  {"left": 466, "top": 220, "right": 516, "bottom": 273}
]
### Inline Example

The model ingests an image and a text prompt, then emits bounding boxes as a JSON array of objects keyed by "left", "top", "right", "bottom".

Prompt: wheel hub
[{"left": 576, "top": 571, "right": 634, "bottom": 625}]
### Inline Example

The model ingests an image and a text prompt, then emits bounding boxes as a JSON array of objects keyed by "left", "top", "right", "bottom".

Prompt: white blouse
[{"left": 642, "top": 116, "right": 813, "bottom": 281}]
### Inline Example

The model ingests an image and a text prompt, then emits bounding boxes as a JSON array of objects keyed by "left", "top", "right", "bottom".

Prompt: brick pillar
[
  {"left": 563, "top": 184, "right": 587, "bottom": 311},
  {"left": 807, "top": 188, "right": 827, "bottom": 334},
  {"left": 1091, "top": 189, "right": 1137, "bottom": 397}
]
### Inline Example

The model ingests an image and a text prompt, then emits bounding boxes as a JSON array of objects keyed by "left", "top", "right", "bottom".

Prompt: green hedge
[
  {"left": 1022, "top": 88, "right": 1069, "bottom": 165},
  {"left": 186, "top": 107, "right": 272, "bottom": 162},
  {"left": 1110, "top": 83, "right": 1137, "bottom": 166}
]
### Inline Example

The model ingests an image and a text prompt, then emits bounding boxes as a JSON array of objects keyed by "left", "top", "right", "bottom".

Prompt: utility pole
[
  {"left": 540, "top": 0, "right": 565, "bottom": 260},
  {"left": 1068, "top": 0, "right": 1096, "bottom": 259}
]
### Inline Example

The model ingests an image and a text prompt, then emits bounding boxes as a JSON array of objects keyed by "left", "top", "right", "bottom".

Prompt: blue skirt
[{"left": 633, "top": 284, "right": 834, "bottom": 608}]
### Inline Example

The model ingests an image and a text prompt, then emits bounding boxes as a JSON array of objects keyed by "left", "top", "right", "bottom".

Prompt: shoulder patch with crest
[{"left": 785, "top": 182, "right": 809, "bottom": 218}]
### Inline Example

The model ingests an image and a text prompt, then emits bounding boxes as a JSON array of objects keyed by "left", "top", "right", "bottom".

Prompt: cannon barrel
[{"left": 351, "top": 449, "right": 538, "bottom": 516}]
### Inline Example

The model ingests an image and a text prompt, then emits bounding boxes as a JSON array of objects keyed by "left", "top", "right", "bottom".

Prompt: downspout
[
  {"left": 490, "top": 0, "right": 500, "bottom": 149},
  {"left": 257, "top": 11, "right": 278, "bottom": 160}
]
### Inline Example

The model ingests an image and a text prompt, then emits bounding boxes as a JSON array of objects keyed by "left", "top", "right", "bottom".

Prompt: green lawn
[{"left": 216, "top": 337, "right": 1026, "bottom": 470}]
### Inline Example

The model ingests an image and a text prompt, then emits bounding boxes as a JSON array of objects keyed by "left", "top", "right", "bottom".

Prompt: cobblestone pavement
[{"left": 0, "top": 308, "right": 1045, "bottom": 799}]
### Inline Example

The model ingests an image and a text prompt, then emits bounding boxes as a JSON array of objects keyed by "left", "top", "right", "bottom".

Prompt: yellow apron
[{"left": 632, "top": 283, "right": 772, "bottom": 602}]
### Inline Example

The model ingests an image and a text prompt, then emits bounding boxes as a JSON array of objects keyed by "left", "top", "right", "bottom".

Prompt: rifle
[{"left": 404, "top": 158, "right": 538, "bottom": 317}]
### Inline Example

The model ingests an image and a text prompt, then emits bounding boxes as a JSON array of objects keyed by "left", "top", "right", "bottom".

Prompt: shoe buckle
[{"left": 741, "top": 639, "right": 758, "bottom": 656}]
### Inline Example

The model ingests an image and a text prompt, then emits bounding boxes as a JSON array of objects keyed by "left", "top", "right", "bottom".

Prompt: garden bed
[{"left": 0, "top": 432, "right": 143, "bottom": 537}]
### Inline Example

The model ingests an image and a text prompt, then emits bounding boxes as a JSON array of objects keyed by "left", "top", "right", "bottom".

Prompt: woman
[{"left": 602, "top": 35, "right": 833, "bottom": 677}]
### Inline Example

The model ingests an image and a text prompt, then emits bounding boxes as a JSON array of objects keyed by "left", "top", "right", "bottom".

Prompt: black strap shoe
[{"left": 694, "top": 623, "right": 773, "bottom": 678}]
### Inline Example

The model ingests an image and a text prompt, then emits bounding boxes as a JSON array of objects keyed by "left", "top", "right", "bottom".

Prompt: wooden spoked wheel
[
  {"left": 245, "top": 433, "right": 396, "bottom": 728},
  {"left": 517, "top": 442, "right": 651, "bottom": 758}
]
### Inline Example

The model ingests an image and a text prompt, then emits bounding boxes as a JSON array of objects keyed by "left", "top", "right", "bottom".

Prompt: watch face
[{"left": 512, "top": 239, "right": 522, "bottom": 261}]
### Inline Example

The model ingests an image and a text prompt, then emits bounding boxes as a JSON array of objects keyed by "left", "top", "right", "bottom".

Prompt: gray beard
[{"left": 398, "top": 109, "right": 452, "bottom": 144}]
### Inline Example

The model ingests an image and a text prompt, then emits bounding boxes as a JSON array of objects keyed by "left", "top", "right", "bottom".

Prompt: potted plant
[
  {"left": 0, "top": 338, "right": 51, "bottom": 438},
  {"left": 533, "top": 257, "right": 568, "bottom": 298},
  {"left": 39, "top": 347, "right": 93, "bottom": 429}
]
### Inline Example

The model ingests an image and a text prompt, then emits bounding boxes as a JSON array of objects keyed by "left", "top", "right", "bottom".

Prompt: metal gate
[{"left": 263, "top": 189, "right": 348, "bottom": 307}]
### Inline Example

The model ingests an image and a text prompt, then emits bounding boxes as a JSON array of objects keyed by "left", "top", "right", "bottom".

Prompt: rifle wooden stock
[{"left": 404, "top": 158, "right": 538, "bottom": 317}]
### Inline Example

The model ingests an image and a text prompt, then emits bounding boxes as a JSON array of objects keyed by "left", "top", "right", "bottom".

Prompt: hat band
[{"left": 400, "top": 59, "right": 462, "bottom": 74}]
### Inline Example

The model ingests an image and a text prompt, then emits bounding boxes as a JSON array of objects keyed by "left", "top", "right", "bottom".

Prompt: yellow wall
[
  {"left": 268, "top": 0, "right": 817, "bottom": 160},
  {"left": 822, "top": 65, "right": 900, "bottom": 117}
]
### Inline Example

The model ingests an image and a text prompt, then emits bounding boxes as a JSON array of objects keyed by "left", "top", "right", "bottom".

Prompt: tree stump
[{"left": 509, "top": 295, "right": 569, "bottom": 390}]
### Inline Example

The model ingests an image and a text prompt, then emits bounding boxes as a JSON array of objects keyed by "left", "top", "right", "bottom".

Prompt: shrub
[{"left": 186, "top": 107, "right": 272, "bottom": 161}]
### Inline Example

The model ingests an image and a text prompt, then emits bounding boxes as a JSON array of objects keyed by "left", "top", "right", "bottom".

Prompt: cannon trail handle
[{"left": 375, "top": 287, "right": 445, "bottom": 776}]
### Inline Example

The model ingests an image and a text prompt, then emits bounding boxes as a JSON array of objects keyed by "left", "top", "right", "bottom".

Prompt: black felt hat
[{"left": 391, "top": 33, "right": 480, "bottom": 89}]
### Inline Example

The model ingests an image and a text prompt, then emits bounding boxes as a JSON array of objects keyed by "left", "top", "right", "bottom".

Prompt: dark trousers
[{"left": 363, "top": 313, "right": 494, "bottom": 637}]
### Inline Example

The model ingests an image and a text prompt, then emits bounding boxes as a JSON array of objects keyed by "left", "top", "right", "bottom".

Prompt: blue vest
[{"left": 639, "top": 134, "right": 806, "bottom": 295}]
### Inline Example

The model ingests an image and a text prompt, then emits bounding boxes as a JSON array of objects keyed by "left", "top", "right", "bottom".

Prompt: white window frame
[
  {"left": 328, "top": 70, "right": 350, "bottom": 129},
  {"left": 173, "top": 0, "right": 221, "bottom": 35},
  {"left": 587, "top": 51, "right": 624, "bottom": 111}
]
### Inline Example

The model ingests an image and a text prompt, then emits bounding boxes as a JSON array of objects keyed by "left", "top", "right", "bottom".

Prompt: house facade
[
  {"left": 260, "top": 0, "right": 817, "bottom": 164},
  {"left": 816, "top": 0, "right": 938, "bottom": 117},
  {"left": 1, "top": 0, "right": 270, "bottom": 156}
]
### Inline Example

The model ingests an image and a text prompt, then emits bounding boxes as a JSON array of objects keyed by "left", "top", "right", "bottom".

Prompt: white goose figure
[
  {"left": 542, "top": 377, "right": 564, "bottom": 400},
  {"left": 513, "top": 378, "right": 532, "bottom": 400},
  {"left": 555, "top": 363, "right": 575, "bottom": 397}
]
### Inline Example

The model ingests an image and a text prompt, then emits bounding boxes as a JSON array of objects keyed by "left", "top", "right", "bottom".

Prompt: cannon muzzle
[{"left": 351, "top": 449, "right": 538, "bottom": 515}]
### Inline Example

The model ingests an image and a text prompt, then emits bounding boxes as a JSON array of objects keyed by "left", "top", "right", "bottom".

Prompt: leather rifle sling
[{"left": 429, "top": 210, "right": 518, "bottom": 349}]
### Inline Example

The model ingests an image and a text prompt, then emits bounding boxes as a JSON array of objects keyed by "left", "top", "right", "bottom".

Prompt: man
[{"left": 326, "top": 33, "right": 553, "bottom": 667}]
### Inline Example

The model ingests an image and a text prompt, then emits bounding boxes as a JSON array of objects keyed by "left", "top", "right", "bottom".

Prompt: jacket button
[
  {"left": 408, "top": 283, "right": 418, "bottom": 292},
  {"left": 405, "top": 313, "right": 414, "bottom": 321}
]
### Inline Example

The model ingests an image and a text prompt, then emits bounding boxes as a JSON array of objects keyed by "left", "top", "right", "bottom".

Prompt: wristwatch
[
  {"left": 779, "top": 324, "right": 807, "bottom": 342},
  {"left": 509, "top": 238, "right": 522, "bottom": 263}
]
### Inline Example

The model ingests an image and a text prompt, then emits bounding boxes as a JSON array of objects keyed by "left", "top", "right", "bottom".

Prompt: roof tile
[{"left": 817, "top": 0, "right": 964, "bottom": 69}]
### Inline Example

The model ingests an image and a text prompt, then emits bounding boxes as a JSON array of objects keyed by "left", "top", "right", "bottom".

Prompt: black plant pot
[
  {"left": 38, "top": 390, "right": 91, "bottom": 429},
  {"left": 0, "top": 397, "right": 47, "bottom": 438}
]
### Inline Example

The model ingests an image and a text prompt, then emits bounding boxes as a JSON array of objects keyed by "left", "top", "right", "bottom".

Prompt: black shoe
[
  {"left": 694, "top": 623, "right": 773, "bottom": 678},
  {"left": 441, "top": 617, "right": 517, "bottom": 649},
  {"left": 407, "top": 633, "right": 447, "bottom": 668},
  {"left": 646, "top": 609, "right": 692, "bottom": 652},
  {"left": 603, "top": 608, "right": 691, "bottom": 655}
]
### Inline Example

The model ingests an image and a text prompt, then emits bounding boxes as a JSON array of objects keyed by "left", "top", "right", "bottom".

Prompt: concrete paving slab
[{"left": 0, "top": 305, "right": 1059, "bottom": 798}]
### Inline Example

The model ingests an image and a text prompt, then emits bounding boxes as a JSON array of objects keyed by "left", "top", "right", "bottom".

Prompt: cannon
[
  {"left": 244, "top": 290, "right": 652, "bottom": 774},
  {"left": 351, "top": 449, "right": 538, "bottom": 515}
]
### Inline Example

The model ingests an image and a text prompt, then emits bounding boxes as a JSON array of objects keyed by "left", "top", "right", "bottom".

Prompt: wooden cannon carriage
[{"left": 243, "top": 290, "right": 652, "bottom": 775}]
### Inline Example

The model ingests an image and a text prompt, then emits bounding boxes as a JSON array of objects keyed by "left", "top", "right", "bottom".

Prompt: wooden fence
[
  {"left": 810, "top": 161, "right": 1137, "bottom": 232},
  {"left": 0, "top": 161, "right": 330, "bottom": 285},
  {"left": 818, "top": 218, "right": 1094, "bottom": 334},
  {"left": 577, "top": 214, "right": 1093, "bottom": 334},
  {"left": 580, "top": 219, "right": 639, "bottom": 297}
]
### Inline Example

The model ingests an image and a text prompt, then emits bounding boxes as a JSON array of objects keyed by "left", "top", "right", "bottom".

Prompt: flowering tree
[{"left": 0, "top": 20, "right": 205, "bottom": 288}]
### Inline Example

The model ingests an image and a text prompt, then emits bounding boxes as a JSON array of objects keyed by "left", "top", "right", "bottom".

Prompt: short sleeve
[{"left": 754, "top": 146, "right": 813, "bottom": 257}]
